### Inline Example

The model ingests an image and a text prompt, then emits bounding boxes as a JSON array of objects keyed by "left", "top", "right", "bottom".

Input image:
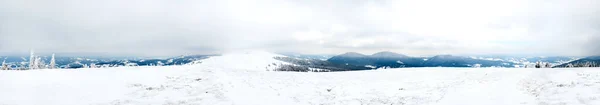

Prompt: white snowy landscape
[
  {"left": 2, "top": 51, "right": 600, "bottom": 105},
  {"left": 1, "top": 0, "right": 599, "bottom": 104}
]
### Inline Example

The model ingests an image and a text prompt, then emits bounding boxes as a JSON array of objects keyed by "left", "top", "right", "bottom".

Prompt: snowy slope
[
  {"left": 196, "top": 51, "right": 287, "bottom": 71},
  {"left": 2, "top": 52, "right": 600, "bottom": 105}
]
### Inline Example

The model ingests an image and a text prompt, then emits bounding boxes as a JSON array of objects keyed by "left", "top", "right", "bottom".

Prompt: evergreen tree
[
  {"left": 34, "top": 57, "right": 43, "bottom": 69},
  {"left": 29, "top": 50, "right": 35, "bottom": 70},
  {"left": 567, "top": 63, "right": 574, "bottom": 68},
  {"left": 545, "top": 63, "right": 552, "bottom": 68},
  {"left": 50, "top": 54, "right": 56, "bottom": 69},
  {"left": 1, "top": 59, "right": 7, "bottom": 70}
]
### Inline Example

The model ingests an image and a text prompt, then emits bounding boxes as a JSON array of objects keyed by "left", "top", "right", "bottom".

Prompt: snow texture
[{"left": 1, "top": 51, "right": 600, "bottom": 105}]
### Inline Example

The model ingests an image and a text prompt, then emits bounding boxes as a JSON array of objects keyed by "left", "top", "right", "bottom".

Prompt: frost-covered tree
[
  {"left": 34, "top": 57, "right": 44, "bottom": 69},
  {"left": 29, "top": 50, "right": 35, "bottom": 70},
  {"left": 545, "top": 63, "right": 552, "bottom": 68},
  {"left": 586, "top": 62, "right": 592, "bottom": 67},
  {"left": 2, "top": 59, "right": 7, "bottom": 70},
  {"left": 535, "top": 62, "right": 541, "bottom": 68},
  {"left": 50, "top": 54, "right": 56, "bottom": 69},
  {"left": 473, "top": 64, "right": 482, "bottom": 68},
  {"left": 567, "top": 63, "right": 574, "bottom": 68},
  {"left": 90, "top": 63, "right": 96, "bottom": 68},
  {"left": 82, "top": 64, "right": 88, "bottom": 68}
]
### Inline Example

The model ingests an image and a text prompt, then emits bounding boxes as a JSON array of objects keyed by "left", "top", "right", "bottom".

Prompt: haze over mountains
[{"left": 275, "top": 51, "right": 586, "bottom": 70}]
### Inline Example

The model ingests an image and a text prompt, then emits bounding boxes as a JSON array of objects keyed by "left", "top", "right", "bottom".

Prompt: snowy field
[{"left": 2, "top": 52, "right": 600, "bottom": 105}]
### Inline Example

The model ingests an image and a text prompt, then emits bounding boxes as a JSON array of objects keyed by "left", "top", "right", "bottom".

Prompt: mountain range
[
  {"left": 272, "top": 51, "right": 591, "bottom": 71},
  {"left": 327, "top": 51, "right": 515, "bottom": 68},
  {"left": 1, "top": 51, "right": 591, "bottom": 70}
]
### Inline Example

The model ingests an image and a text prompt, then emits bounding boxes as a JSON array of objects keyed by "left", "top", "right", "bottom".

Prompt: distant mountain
[
  {"left": 371, "top": 51, "right": 409, "bottom": 58},
  {"left": 423, "top": 55, "right": 513, "bottom": 67},
  {"left": 554, "top": 56, "right": 600, "bottom": 68},
  {"left": 327, "top": 51, "right": 424, "bottom": 68},
  {"left": 369, "top": 52, "right": 426, "bottom": 68},
  {"left": 327, "top": 52, "right": 373, "bottom": 66},
  {"left": 0, "top": 55, "right": 215, "bottom": 69},
  {"left": 337, "top": 52, "right": 370, "bottom": 58},
  {"left": 326, "top": 51, "right": 515, "bottom": 69},
  {"left": 524, "top": 56, "right": 577, "bottom": 64},
  {"left": 277, "top": 53, "right": 334, "bottom": 60},
  {"left": 468, "top": 56, "right": 577, "bottom": 66}
]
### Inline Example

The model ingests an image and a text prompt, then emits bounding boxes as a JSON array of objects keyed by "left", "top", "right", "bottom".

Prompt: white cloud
[{"left": 0, "top": 0, "right": 598, "bottom": 56}]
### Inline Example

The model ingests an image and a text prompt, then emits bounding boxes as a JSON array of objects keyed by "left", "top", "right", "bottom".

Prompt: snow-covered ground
[{"left": 1, "top": 51, "right": 600, "bottom": 105}]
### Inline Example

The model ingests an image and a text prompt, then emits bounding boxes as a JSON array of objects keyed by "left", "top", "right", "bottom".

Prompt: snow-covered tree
[
  {"left": 34, "top": 56, "right": 44, "bottom": 69},
  {"left": 472, "top": 64, "right": 482, "bottom": 68},
  {"left": 29, "top": 50, "right": 35, "bottom": 70},
  {"left": 157, "top": 61, "right": 164, "bottom": 66},
  {"left": 2, "top": 59, "right": 7, "bottom": 70},
  {"left": 545, "top": 63, "right": 552, "bottom": 68},
  {"left": 90, "top": 63, "right": 96, "bottom": 68},
  {"left": 82, "top": 64, "right": 88, "bottom": 68},
  {"left": 50, "top": 54, "right": 56, "bottom": 69},
  {"left": 566, "top": 63, "right": 574, "bottom": 68}
]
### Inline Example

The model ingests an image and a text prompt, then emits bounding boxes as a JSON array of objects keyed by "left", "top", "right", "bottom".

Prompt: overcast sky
[{"left": 0, "top": 0, "right": 599, "bottom": 57}]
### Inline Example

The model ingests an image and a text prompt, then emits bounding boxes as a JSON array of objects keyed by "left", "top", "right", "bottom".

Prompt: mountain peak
[
  {"left": 337, "top": 52, "right": 368, "bottom": 57},
  {"left": 585, "top": 56, "right": 600, "bottom": 60},
  {"left": 433, "top": 55, "right": 454, "bottom": 58},
  {"left": 371, "top": 51, "right": 408, "bottom": 58}
]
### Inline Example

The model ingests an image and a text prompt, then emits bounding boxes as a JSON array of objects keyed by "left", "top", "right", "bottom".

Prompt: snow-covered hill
[
  {"left": 195, "top": 51, "right": 287, "bottom": 71},
  {"left": 1, "top": 52, "right": 600, "bottom": 105}
]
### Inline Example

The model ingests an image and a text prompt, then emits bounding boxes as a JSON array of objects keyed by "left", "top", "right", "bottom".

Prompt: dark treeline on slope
[
  {"left": 554, "top": 56, "right": 600, "bottom": 68},
  {"left": 273, "top": 57, "right": 371, "bottom": 72}
]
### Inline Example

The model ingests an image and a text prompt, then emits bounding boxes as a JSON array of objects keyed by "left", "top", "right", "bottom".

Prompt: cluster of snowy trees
[
  {"left": 1, "top": 50, "right": 58, "bottom": 70},
  {"left": 1, "top": 50, "right": 142, "bottom": 70},
  {"left": 522, "top": 62, "right": 553, "bottom": 68},
  {"left": 269, "top": 63, "right": 331, "bottom": 72},
  {"left": 27, "top": 50, "right": 57, "bottom": 70},
  {"left": 536, "top": 62, "right": 553, "bottom": 68},
  {"left": 563, "top": 62, "right": 599, "bottom": 68}
]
